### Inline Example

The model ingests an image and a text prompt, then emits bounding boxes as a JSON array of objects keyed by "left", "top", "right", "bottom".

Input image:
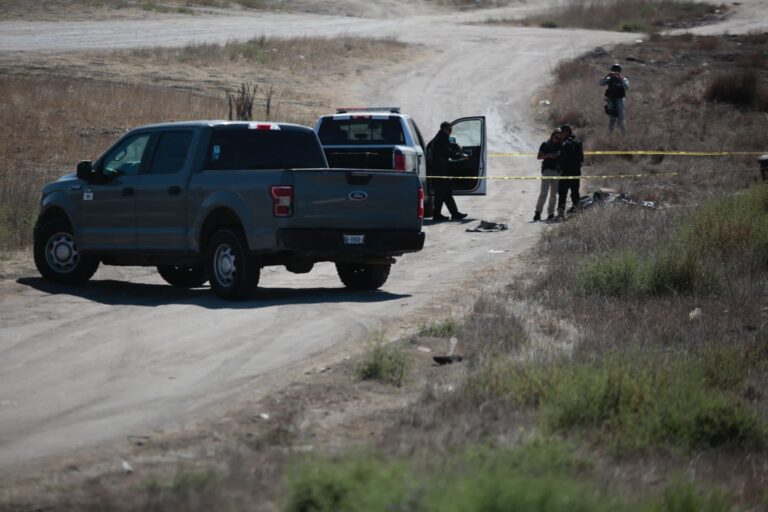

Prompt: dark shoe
[
  {"left": 546, "top": 213, "right": 556, "bottom": 221},
  {"left": 451, "top": 212, "right": 468, "bottom": 221},
  {"left": 567, "top": 205, "right": 577, "bottom": 214},
  {"left": 533, "top": 211, "right": 541, "bottom": 222},
  {"left": 432, "top": 214, "right": 449, "bottom": 222}
]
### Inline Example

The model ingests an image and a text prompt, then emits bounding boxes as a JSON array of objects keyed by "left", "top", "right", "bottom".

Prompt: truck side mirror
[{"left": 76, "top": 160, "right": 94, "bottom": 182}]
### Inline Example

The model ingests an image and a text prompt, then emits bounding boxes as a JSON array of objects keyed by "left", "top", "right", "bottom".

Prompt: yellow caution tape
[
  {"left": 490, "top": 150, "right": 766, "bottom": 157},
  {"left": 427, "top": 173, "right": 680, "bottom": 180}
]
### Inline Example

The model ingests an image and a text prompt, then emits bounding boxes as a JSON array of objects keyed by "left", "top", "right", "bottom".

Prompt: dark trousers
[
  {"left": 433, "top": 178, "right": 458, "bottom": 217},
  {"left": 557, "top": 176, "right": 580, "bottom": 214}
]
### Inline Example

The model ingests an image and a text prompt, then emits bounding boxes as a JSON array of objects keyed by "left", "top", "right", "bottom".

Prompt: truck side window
[
  {"left": 205, "top": 129, "right": 326, "bottom": 170},
  {"left": 148, "top": 131, "right": 193, "bottom": 174},
  {"left": 104, "top": 134, "right": 151, "bottom": 176}
]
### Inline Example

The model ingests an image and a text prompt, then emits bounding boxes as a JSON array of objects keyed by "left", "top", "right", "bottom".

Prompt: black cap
[{"left": 610, "top": 63, "right": 622, "bottom": 72}]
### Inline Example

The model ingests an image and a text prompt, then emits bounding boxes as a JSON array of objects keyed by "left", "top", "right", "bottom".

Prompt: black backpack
[{"left": 604, "top": 74, "right": 626, "bottom": 99}]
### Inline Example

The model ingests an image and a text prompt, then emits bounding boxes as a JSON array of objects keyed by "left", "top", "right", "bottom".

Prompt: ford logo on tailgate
[{"left": 348, "top": 191, "right": 368, "bottom": 201}]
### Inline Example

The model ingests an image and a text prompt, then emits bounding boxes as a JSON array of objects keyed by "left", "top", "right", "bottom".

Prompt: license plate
[{"left": 343, "top": 234, "right": 365, "bottom": 245}]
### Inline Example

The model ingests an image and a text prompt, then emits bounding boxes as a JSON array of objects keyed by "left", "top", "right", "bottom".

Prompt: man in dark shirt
[
  {"left": 534, "top": 128, "right": 563, "bottom": 221},
  {"left": 428, "top": 121, "right": 467, "bottom": 221},
  {"left": 556, "top": 124, "right": 584, "bottom": 219}
]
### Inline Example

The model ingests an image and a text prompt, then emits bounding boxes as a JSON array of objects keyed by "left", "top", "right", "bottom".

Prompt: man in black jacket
[
  {"left": 428, "top": 121, "right": 467, "bottom": 221},
  {"left": 556, "top": 124, "right": 584, "bottom": 219}
]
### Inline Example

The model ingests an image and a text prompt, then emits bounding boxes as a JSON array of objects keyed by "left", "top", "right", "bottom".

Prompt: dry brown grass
[
  {"left": 0, "top": 75, "right": 227, "bottom": 251},
  {"left": 486, "top": 0, "right": 725, "bottom": 31}
]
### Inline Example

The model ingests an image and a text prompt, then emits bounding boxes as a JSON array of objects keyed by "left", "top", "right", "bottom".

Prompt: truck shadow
[{"left": 16, "top": 277, "right": 410, "bottom": 309}]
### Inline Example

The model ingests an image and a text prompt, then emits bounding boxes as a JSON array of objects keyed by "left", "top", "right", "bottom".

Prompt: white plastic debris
[
  {"left": 689, "top": 308, "right": 703, "bottom": 321},
  {"left": 258, "top": 413, "right": 270, "bottom": 420},
  {"left": 121, "top": 459, "right": 134, "bottom": 474},
  {"left": 417, "top": 346, "right": 432, "bottom": 353}
]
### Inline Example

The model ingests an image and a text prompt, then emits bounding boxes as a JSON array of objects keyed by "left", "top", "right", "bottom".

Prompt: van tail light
[
  {"left": 270, "top": 185, "right": 293, "bottom": 217},
  {"left": 393, "top": 150, "right": 407, "bottom": 171},
  {"left": 417, "top": 187, "right": 424, "bottom": 220}
]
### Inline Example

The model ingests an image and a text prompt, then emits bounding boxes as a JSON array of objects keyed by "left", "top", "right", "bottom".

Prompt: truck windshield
[
  {"left": 205, "top": 128, "right": 327, "bottom": 170},
  {"left": 318, "top": 118, "right": 404, "bottom": 146}
]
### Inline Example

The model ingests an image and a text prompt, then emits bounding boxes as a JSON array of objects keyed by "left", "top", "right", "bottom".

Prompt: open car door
[{"left": 448, "top": 116, "right": 486, "bottom": 195}]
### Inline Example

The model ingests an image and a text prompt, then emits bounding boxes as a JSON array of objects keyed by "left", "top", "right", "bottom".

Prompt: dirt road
[{"left": 0, "top": 2, "right": 763, "bottom": 472}]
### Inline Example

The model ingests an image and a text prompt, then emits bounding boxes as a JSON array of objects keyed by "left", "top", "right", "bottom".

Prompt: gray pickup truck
[
  {"left": 315, "top": 108, "right": 487, "bottom": 217},
  {"left": 33, "top": 121, "right": 425, "bottom": 300}
]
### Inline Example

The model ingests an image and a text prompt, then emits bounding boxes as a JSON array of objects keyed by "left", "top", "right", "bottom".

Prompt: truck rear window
[
  {"left": 317, "top": 118, "right": 405, "bottom": 146},
  {"left": 205, "top": 129, "right": 327, "bottom": 171}
]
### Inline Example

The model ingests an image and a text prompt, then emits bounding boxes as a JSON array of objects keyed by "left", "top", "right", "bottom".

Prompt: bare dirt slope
[{"left": 0, "top": 0, "right": 764, "bottom": 475}]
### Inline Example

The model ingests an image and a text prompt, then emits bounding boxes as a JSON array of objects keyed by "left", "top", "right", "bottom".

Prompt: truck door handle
[
  {"left": 167, "top": 186, "right": 182, "bottom": 195},
  {"left": 122, "top": 187, "right": 134, "bottom": 197}
]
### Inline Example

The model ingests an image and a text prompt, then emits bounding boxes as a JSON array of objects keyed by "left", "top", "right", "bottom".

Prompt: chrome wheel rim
[
  {"left": 45, "top": 232, "right": 80, "bottom": 274},
  {"left": 213, "top": 243, "right": 236, "bottom": 287}
]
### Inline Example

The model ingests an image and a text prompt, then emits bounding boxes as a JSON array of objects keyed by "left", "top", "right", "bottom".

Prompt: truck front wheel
[
  {"left": 206, "top": 228, "right": 260, "bottom": 300},
  {"left": 33, "top": 219, "right": 99, "bottom": 285},
  {"left": 157, "top": 265, "right": 208, "bottom": 288},
  {"left": 336, "top": 263, "right": 391, "bottom": 290}
]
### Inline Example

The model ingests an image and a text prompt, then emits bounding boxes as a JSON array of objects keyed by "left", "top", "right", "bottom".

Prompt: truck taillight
[
  {"left": 394, "top": 151, "right": 407, "bottom": 171},
  {"left": 270, "top": 186, "right": 293, "bottom": 217},
  {"left": 417, "top": 187, "right": 424, "bottom": 220}
]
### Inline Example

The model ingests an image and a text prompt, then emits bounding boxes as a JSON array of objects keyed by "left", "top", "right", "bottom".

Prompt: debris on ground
[
  {"left": 577, "top": 190, "right": 660, "bottom": 210},
  {"left": 120, "top": 460, "right": 134, "bottom": 474},
  {"left": 466, "top": 220, "right": 508, "bottom": 232},
  {"left": 433, "top": 337, "right": 463, "bottom": 365}
]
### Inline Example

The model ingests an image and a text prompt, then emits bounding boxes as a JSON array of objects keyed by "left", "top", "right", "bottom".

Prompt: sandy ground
[{"left": 0, "top": 0, "right": 766, "bottom": 480}]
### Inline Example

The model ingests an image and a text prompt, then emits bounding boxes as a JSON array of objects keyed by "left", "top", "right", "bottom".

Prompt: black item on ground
[{"left": 466, "top": 220, "right": 508, "bottom": 232}]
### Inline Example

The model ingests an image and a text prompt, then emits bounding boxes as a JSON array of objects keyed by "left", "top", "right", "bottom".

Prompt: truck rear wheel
[
  {"left": 206, "top": 228, "right": 260, "bottom": 300},
  {"left": 157, "top": 265, "right": 207, "bottom": 288},
  {"left": 336, "top": 263, "right": 391, "bottom": 290},
  {"left": 33, "top": 219, "right": 99, "bottom": 285}
]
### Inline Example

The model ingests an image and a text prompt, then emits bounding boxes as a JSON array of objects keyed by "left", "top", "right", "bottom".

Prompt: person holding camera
[{"left": 600, "top": 63, "right": 630, "bottom": 135}]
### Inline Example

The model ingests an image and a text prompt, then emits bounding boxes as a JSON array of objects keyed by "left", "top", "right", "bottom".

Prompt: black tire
[
  {"left": 205, "top": 228, "right": 260, "bottom": 300},
  {"left": 33, "top": 218, "right": 99, "bottom": 285},
  {"left": 157, "top": 265, "right": 208, "bottom": 288},
  {"left": 336, "top": 263, "right": 391, "bottom": 290}
]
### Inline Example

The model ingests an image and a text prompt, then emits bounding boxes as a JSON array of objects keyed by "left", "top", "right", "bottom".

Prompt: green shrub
[
  {"left": 419, "top": 318, "right": 461, "bottom": 338},
  {"left": 356, "top": 342, "right": 409, "bottom": 386},
  {"left": 283, "top": 455, "right": 417, "bottom": 512},
  {"left": 577, "top": 251, "right": 643, "bottom": 297},
  {"left": 542, "top": 355, "right": 764, "bottom": 452},
  {"left": 463, "top": 351, "right": 765, "bottom": 453},
  {"left": 283, "top": 442, "right": 612, "bottom": 512},
  {"left": 653, "top": 478, "right": 731, "bottom": 512},
  {"left": 644, "top": 245, "right": 712, "bottom": 295}
]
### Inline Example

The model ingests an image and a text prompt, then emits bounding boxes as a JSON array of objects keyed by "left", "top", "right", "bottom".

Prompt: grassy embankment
[
  {"left": 0, "top": 35, "right": 408, "bottom": 255},
  {"left": 275, "top": 32, "right": 768, "bottom": 510},
  {"left": 484, "top": 0, "right": 725, "bottom": 32}
]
